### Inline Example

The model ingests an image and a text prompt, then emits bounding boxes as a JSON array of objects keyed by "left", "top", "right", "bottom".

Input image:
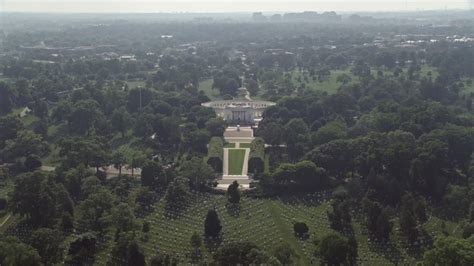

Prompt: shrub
[
  {"left": 293, "top": 222, "right": 309, "bottom": 237},
  {"left": 0, "top": 198, "right": 6, "bottom": 210},
  {"left": 207, "top": 137, "right": 223, "bottom": 172},
  {"left": 248, "top": 138, "right": 265, "bottom": 173}
]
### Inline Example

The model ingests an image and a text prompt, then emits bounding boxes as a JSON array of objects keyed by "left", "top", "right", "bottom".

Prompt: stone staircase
[{"left": 217, "top": 175, "right": 251, "bottom": 189}]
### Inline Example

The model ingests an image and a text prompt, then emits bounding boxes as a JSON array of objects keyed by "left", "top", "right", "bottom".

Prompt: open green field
[
  {"left": 228, "top": 149, "right": 246, "bottom": 175},
  {"left": 224, "top": 143, "right": 235, "bottom": 148},
  {"left": 92, "top": 192, "right": 456, "bottom": 265},
  {"left": 0, "top": 188, "right": 459, "bottom": 265},
  {"left": 239, "top": 143, "right": 251, "bottom": 148},
  {"left": 199, "top": 79, "right": 221, "bottom": 100},
  {"left": 290, "top": 65, "right": 439, "bottom": 95},
  {"left": 132, "top": 193, "right": 331, "bottom": 264},
  {"left": 418, "top": 65, "right": 439, "bottom": 79},
  {"left": 290, "top": 69, "right": 356, "bottom": 94}
]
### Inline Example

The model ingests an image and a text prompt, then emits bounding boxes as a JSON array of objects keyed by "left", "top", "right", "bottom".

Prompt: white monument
[{"left": 201, "top": 99, "right": 275, "bottom": 125}]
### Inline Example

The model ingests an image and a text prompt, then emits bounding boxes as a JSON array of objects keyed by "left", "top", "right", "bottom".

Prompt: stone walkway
[
  {"left": 223, "top": 148, "right": 229, "bottom": 176},
  {"left": 0, "top": 214, "right": 11, "bottom": 227}
]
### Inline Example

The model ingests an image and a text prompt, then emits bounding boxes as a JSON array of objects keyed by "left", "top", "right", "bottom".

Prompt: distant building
[
  {"left": 202, "top": 99, "right": 275, "bottom": 126},
  {"left": 270, "top": 14, "right": 282, "bottom": 22},
  {"left": 283, "top": 11, "right": 341, "bottom": 22},
  {"left": 252, "top": 12, "right": 267, "bottom": 22}
]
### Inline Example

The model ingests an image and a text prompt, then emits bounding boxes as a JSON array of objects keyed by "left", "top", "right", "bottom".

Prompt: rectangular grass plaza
[{"left": 228, "top": 149, "right": 246, "bottom": 175}]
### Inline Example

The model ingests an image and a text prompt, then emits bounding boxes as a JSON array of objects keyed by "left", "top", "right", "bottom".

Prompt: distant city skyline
[{"left": 1, "top": 0, "right": 471, "bottom": 13}]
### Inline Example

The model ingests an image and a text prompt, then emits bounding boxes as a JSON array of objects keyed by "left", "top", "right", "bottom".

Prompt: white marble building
[{"left": 202, "top": 100, "right": 275, "bottom": 125}]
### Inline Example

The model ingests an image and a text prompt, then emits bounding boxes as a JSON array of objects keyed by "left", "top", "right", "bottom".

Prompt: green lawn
[
  {"left": 418, "top": 65, "right": 439, "bottom": 79},
  {"left": 137, "top": 194, "right": 331, "bottom": 264},
  {"left": 199, "top": 79, "right": 222, "bottom": 100},
  {"left": 224, "top": 143, "right": 235, "bottom": 148},
  {"left": 0, "top": 189, "right": 457, "bottom": 265},
  {"left": 239, "top": 143, "right": 251, "bottom": 149},
  {"left": 290, "top": 65, "right": 439, "bottom": 95},
  {"left": 228, "top": 149, "right": 246, "bottom": 175},
  {"left": 291, "top": 69, "right": 356, "bottom": 94},
  {"left": 130, "top": 192, "right": 443, "bottom": 265}
]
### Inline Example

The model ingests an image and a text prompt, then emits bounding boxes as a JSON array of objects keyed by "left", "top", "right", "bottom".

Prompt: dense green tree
[
  {"left": 190, "top": 232, "right": 203, "bottom": 258},
  {"left": 315, "top": 233, "right": 358, "bottom": 266},
  {"left": 0, "top": 82, "right": 14, "bottom": 115},
  {"left": 204, "top": 209, "right": 222, "bottom": 238},
  {"left": 61, "top": 212, "right": 74, "bottom": 232},
  {"left": 410, "top": 140, "right": 450, "bottom": 198},
  {"left": 273, "top": 160, "right": 328, "bottom": 190},
  {"left": 312, "top": 119, "right": 348, "bottom": 146},
  {"left": 205, "top": 117, "right": 226, "bottom": 137},
  {"left": 111, "top": 106, "right": 131, "bottom": 137},
  {"left": 399, "top": 194, "right": 424, "bottom": 242},
  {"left": 66, "top": 233, "right": 97, "bottom": 265},
  {"left": 30, "top": 228, "right": 64, "bottom": 265},
  {"left": 0, "top": 237, "right": 42, "bottom": 266},
  {"left": 110, "top": 233, "right": 146, "bottom": 266},
  {"left": 164, "top": 177, "right": 191, "bottom": 211},
  {"left": 9, "top": 172, "right": 60, "bottom": 227},
  {"left": 375, "top": 208, "right": 393, "bottom": 240},
  {"left": 128, "top": 150, "right": 147, "bottom": 177},
  {"left": 227, "top": 180, "right": 241, "bottom": 204},
  {"left": 213, "top": 241, "right": 263, "bottom": 265},
  {"left": 293, "top": 222, "right": 309, "bottom": 237},
  {"left": 337, "top": 73, "right": 352, "bottom": 85},
  {"left": 0, "top": 115, "right": 23, "bottom": 147},
  {"left": 328, "top": 197, "right": 352, "bottom": 233},
  {"left": 58, "top": 136, "right": 109, "bottom": 169},
  {"left": 24, "top": 154, "right": 42, "bottom": 171},
  {"left": 127, "top": 87, "right": 153, "bottom": 113},
  {"left": 111, "top": 149, "right": 127, "bottom": 176},
  {"left": 149, "top": 252, "right": 178, "bottom": 266},
  {"left": 257, "top": 122, "right": 283, "bottom": 146},
  {"left": 443, "top": 185, "right": 473, "bottom": 218},
  {"left": 2, "top": 130, "right": 48, "bottom": 162},
  {"left": 141, "top": 160, "right": 164, "bottom": 188},
  {"left": 424, "top": 236, "right": 474, "bottom": 266},
  {"left": 273, "top": 243, "right": 298, "bottom": 265},
  {"left": 78, "top": 188, "right": 115, "bottom": 232},
  {"left": 68, "top": 99, "right": 104, "bottom": 135},
  {"left": 113, "top": 202, "right": 136, "bottom": 233},
  {"left": 179, "top": 156, "right": 215, "bottom": 187}
]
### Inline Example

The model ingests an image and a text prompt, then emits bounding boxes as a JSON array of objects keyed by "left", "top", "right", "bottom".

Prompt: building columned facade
[{"left": 202, "top": 100, "right": 276, "bottom": 125}]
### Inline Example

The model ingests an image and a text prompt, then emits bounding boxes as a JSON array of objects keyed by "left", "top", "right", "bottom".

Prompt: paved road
[{"left": 242, "top": 148, "right": 250, "bottom": 176}]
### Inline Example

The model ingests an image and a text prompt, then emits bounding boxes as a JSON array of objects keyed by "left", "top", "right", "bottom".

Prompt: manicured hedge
[
  {"left": 0, "top": 198, "right": 6, "bottom": 210},
  {"left": 248, "top": 137, "right": 265, "bottom": 173},
  {"left": 207, "top": 137, "right": 224, "bottom": 172}
]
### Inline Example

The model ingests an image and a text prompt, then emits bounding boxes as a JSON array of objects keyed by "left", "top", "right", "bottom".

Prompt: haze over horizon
[{"left": 1, "top": 0, "right": 472, "bottom": 13}]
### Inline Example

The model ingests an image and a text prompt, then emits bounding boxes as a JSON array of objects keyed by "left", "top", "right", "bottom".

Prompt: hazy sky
[{"left": 1, "top": 0, "right": 471, "bottom": 13}]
